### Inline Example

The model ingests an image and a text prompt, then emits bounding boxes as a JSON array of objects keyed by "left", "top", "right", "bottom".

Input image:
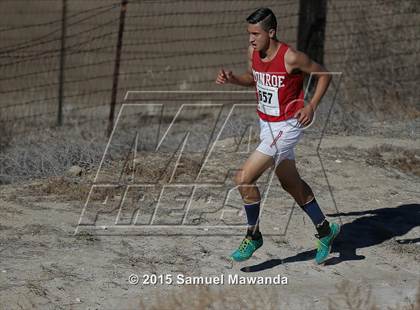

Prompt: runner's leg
[
  {"left": 234, "top": 150, "right": 274, "bottom": 232},
  {"left": 275, "top": 159, "right": 340, "bottom": 264},
  {"left": 229, "top": 150, "right": 273, "bottom": 261},
  {"left": 274, "top": 159, "right": 313, "bottom": 206},
  {"left": 275, "top": 159, "right": 328, "bottom": 229}
]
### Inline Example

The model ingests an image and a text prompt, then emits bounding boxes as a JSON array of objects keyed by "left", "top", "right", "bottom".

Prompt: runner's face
[{"left": 247, "top": 23, "right": 270, "bottom": 51}]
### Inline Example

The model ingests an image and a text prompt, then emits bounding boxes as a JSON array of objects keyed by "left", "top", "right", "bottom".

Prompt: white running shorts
[{"left": 256, "top": 118, "right": 303, "bottom": 164}]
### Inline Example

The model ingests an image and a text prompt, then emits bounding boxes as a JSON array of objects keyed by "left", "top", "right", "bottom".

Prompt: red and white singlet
[{"left": 252, "top": 42, "right": 304, "bottom": 122}]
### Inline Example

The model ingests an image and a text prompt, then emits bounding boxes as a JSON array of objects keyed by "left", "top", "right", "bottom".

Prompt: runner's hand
[
  {"left": 216, "top": 68, "right": 234, "bottom": 84},
  {"left": 294, "top": 105, "right": 314, "bottom": 127}
]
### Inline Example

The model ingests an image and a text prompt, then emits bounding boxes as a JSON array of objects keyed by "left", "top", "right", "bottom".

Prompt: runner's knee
[{"left": 234, "top": 170, "right": 253, "bottom": 186}]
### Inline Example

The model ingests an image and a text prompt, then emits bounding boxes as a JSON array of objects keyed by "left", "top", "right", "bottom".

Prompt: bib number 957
[{"left": 258, "top": 90, "right": 273, "bottom": 104}]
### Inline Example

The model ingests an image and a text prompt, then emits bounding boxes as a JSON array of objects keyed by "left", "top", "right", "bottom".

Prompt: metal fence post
[
  {"left": 297, "top": 0, "right": 327, "bottom": 95},
  {"left": 57, "top": 0, "right": 67, "bottom": 126},
  {"left": 297, "top": 0, "right": 327, "bottom": 65},
  {"left": 107, "top": 0, "right": 128, "bottom": 137}
]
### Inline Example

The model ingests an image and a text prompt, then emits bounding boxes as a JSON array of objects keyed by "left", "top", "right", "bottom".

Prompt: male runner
[{"left": 215, "top": 8, "right": 340, "bottom": 264}]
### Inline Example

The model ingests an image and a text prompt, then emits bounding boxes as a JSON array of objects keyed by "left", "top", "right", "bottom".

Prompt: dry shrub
[{"left": 0, "top": 128, "right": 107, "bottom": 184}]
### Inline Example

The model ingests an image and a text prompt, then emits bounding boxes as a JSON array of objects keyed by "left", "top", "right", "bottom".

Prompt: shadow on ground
[{"left": 242, "top": 203, "right": 420, "bottom": 272}]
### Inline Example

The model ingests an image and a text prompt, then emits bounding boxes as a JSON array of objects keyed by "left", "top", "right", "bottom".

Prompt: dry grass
[
  {"left": 328, "top": 280, "right": 377, "bottom": 310},
  {"left": 138, "top": 285, "right": 287, "bottom": 310},
  {"left": 383, "top": 239, "right": 420, "bottom": 262},
  {"left": 25, "top": 176, "right": 126, "bottom": 203},
  {"left": 390, "top": 151, "right": 420, "bottom": 177},
  {"left": 135, "top": 281, "right": 420, "bottom": 310},
  {"left": 128, "top": 152, "right": 204, "bottom": 183},
  {"left": 26, "top": 176, "right": 92, "bottom": 201},
  {"left": 366, "top": 145, "right": 420, "bottom": 177},
  {"left": 328, "top": 281, "right": 420, "bottom": 310}
]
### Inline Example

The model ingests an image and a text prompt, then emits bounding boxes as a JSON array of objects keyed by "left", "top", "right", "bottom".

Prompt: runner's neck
[{"left": 260, "top": 40, "right": 281, "bottom": 63}]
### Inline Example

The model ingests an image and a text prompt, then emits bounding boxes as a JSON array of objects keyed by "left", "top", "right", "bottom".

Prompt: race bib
[{"left": 256, "top": 82, "right": 280, "bottom": 116}]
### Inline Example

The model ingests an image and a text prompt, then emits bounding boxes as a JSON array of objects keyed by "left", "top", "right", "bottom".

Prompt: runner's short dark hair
[{"left": 246, "top": 8, "right": 277, "bottom": 33}]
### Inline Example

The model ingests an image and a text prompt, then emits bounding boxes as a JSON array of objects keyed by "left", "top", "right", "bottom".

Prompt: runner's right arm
[{"left": 215, "top": 46, "right": 255, "bottom": 87}]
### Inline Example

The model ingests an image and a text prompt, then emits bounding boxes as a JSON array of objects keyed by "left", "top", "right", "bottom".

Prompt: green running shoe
[
  {"left": 315, "top": 222, "right": 340, "bottom": 264},
  {"left": 230, "top": 235, "right": 263, "bottom": 262}
]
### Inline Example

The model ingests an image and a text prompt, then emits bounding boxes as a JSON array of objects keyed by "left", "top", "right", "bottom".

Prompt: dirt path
[{"left": 0, "top": 134, "right": 419, "bottom": 309}]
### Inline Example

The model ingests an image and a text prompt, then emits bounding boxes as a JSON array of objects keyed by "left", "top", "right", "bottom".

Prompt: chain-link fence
[{"left": 0, "top": 0, "right": 419, "bottom": 138}]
